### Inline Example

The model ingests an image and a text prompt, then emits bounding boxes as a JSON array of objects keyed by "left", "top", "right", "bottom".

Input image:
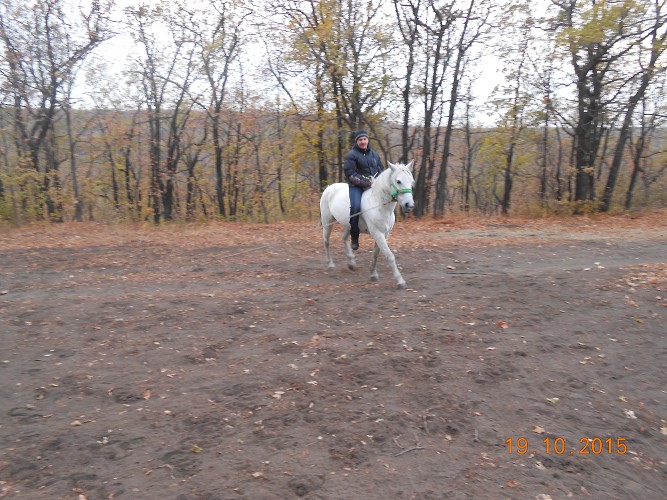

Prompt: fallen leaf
[
  {"left": 496, "top": 320, "right": 509, "bottom": 329},
  {"left": 532, "top": 425, "right": 545, "bottom": 434},
  {"left": 251, "top": 472, "right": 264, "bottom": 478},
  {"left": 623, "top": 409, "right": 637, "bottom": 419},
  {"left": 661, "top": 427, "right": 667, "bottom": 435},
  {"left": 143, "top": 390, "right": 151, "bottom": 400},
  {"left": 546, "top": 397, "right": 560, "bottom": 404},
  {"left": 191, "top": 444, "right": 203, "bottom": 453}
]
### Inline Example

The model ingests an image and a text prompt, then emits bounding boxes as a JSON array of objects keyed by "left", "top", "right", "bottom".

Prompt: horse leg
[
  {"left": 369, "top": 242, "right": 381, "bottom": 281},
  {"left": 370, "top": 230, "right": 406, "bottom": 289},
  {"left": 342, "top": 227, "right": 357, "bottom": 270},
  {"left": 322, "top": 221, "right": 335, "bottom": 269}
]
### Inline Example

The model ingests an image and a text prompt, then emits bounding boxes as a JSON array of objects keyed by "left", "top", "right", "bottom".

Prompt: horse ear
[
  {"left": 407, "top": 160, "right": 414, "bottom": 170},
  {"left": 388, "top": 162, "right": 397, "bottom": 171}
]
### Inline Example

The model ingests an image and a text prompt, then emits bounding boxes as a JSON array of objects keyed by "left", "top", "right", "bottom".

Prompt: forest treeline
[{"left": 1, "top": 0, "right": 666, "bottom": 225}]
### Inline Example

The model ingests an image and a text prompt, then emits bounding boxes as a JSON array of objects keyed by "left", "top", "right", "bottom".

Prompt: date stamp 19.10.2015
[{"left": 506, "top": 437, "right": 628, "bottom": 455}]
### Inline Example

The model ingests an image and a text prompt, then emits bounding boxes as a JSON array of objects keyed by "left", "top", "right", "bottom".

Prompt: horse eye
[{"left": 397, "top": 180, "right": 402, "bottom": 185}]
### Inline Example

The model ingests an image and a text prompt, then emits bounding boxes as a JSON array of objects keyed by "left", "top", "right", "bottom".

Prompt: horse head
[{"left": 387, "top": 160, "right": 415, "bottom": 213}]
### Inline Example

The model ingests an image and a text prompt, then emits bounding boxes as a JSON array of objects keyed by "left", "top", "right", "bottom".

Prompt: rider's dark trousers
[{"left": 349, "top": 184, "right": 365, "bottom": 237}]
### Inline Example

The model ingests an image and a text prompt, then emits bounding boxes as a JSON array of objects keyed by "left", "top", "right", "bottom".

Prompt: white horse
[{"left": 319, "top": 161, "right": 415, "bottom": 289}]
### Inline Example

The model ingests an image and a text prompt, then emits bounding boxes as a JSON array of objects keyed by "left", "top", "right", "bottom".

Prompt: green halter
[{"left": 390, "top": 182, "right": 413, "bottom": 201}]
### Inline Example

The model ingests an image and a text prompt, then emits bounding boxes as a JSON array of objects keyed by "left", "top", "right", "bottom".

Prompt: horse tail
[{"left": 319, "top": 185, "right": 334, "bottom": 226}]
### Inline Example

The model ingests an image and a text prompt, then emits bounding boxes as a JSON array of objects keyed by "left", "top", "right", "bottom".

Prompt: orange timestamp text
[{"left": 506, "top": 437, "right": 627, "bottom": 455}]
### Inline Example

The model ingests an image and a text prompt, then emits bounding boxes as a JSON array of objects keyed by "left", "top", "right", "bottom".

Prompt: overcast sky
[{"left": 81, "top": 0, "right": 514, "bottom": 126}]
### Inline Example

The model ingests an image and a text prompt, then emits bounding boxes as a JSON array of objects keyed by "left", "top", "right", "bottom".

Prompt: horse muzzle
[{"left": 403, "top": 201, "right": 415, "bottom": 212}]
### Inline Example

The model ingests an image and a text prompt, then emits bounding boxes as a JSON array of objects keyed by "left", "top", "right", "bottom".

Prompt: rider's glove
[{"left": 349, "top": 173, "right": 372, "bottom": 189}]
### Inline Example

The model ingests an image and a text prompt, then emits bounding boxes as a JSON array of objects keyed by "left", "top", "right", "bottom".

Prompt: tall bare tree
[
  {"left": 0, "top": 0, "right": 113, "bottom": 219},
  {"left": 180, "top": 0, "right": 247, "bottom": 218},
  {"left": 550, "top": 0, "right": 659, "bottom": 211},
  {"left": 600, "top": 0, "right": 667, "bottom": 211},
  {"left": 127, "top": 3, "right": 202, "bottom": 222},
  {"left": 267, "top": 0, "right": 393, "bottom": 185}
]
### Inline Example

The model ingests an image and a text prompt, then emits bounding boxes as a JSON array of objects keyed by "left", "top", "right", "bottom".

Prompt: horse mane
[{"left": 374, "top": 166, "right": 393, "bottom": 189}]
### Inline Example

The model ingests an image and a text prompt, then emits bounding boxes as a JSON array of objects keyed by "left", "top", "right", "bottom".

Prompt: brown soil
[{"left": 1, "top": 212, "right": 666, "bottom": 499}]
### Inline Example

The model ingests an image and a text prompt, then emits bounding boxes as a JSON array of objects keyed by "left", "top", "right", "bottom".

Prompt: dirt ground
[{"left": 1, "top": 212, "right": 666, "bottom": 500}]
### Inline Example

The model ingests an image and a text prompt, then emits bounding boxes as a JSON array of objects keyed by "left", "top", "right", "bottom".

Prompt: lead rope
[
  {"left": 318, "top": 199, "right": 395, "bottom": 228},
  {"left": 317, "top": 180, "right": 413, "bottom": 229}
]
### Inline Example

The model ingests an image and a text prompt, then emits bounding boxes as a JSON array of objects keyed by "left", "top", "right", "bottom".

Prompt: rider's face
[{"left": 356, "top": 136, "right": 369, "bottom": 149}]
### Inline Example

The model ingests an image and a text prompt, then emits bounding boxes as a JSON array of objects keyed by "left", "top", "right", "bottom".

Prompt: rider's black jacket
[{"left": 343, "top": 144, "right": 384, "bottom": 181}]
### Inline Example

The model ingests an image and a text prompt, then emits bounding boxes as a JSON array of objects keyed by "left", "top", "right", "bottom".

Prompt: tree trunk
[
  {"left": 434, "top": 0, "right": 476, "bottom": 217},
  {"left": 601, "top": 14, "right": 666, "bottom": 212}
]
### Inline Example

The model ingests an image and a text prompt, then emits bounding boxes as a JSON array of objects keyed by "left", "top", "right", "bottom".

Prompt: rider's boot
[{"left": 350, "top": 228, "right": 360, "bottom": 251}]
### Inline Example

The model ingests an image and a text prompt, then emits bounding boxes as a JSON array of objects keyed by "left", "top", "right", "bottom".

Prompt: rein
[
  {"left": 318, "top": 172, "right": 412, "bottom": 229},
  {"left": 319, "top": 200, "right": 391, "bottom": 228}
]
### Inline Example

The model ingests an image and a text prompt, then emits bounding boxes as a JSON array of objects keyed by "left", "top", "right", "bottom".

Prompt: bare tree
[
  {"left": 392, "top": 0, "right": 420, "bottom": 164},
  {"left": 600, "top": 0, "right": 667, "bottom": 211},
  {"left": 0, "top": 0, "right": 113, "bottom": 220},
  {"left": 267, "top": 0, "right": 394, "bottom": 184},
  {"left": 127, "top": 4, "right": 201, "bottom": 222},
  {"left": 180, "top": 0, "right": 247, "bottom": 218},
  {"left": 550, "top": 0, "right": 660, "bottom": 211}
]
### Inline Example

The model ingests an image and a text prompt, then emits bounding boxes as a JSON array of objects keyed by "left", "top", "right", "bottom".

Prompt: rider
[{"left": 344, "top": 130, "right": 385, "bottom": 251}]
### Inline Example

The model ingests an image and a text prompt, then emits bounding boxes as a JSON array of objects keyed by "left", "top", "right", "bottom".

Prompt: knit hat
[{"left": 354, "top": 130, "right": 369, "bottom": 142}]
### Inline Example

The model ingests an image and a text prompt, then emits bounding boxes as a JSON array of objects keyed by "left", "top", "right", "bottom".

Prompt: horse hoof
[
  {"left": 327, "top": 264, "right": 335, "bottom": 270},
  {"left": 370, "top": 276, "right": 379, "bottom": 282},
  {"left": 348, "top": 263, "right": 357, "bottom": 271},
  {"left": 397, "top": 282, "right": 407, "bottom": 289}
]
